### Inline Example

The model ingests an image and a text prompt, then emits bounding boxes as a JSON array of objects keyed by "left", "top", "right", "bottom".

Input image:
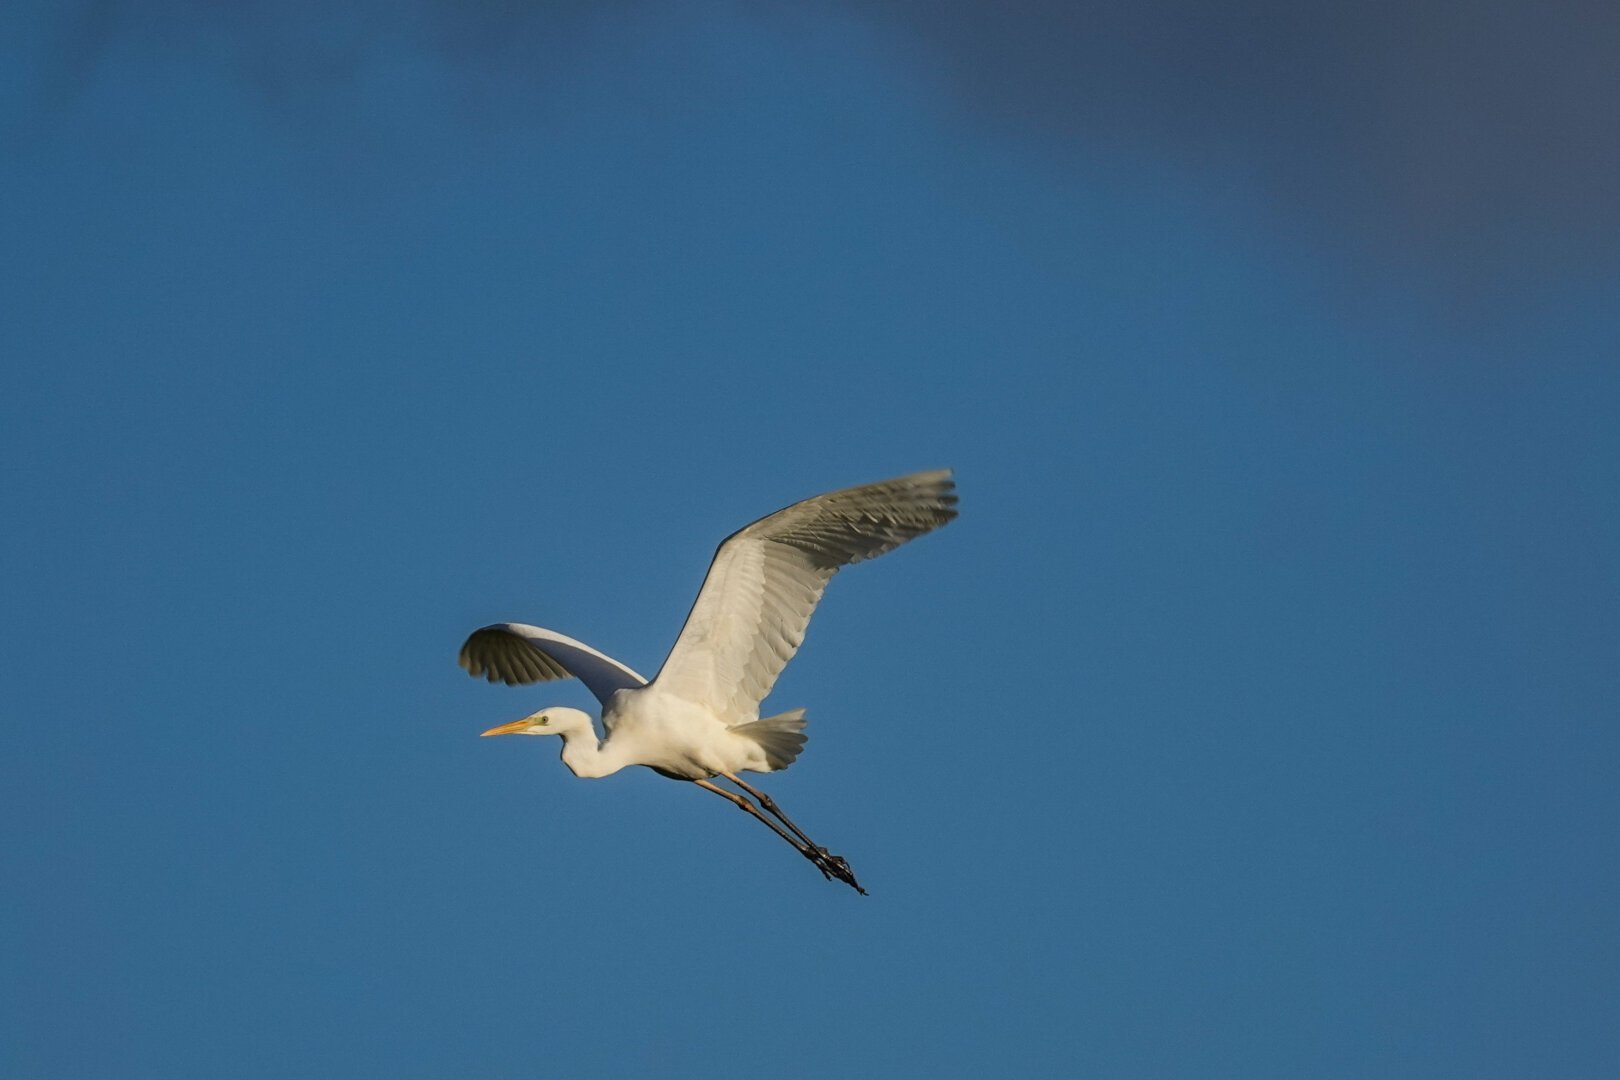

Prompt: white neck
[{"left": 555, "top": 715, "right": 624, "bottom": 779}]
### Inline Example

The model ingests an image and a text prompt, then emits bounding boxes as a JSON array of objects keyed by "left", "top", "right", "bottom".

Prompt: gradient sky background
[{"left": 3, "top": 3, "right": 1618, "bottom": 1077}]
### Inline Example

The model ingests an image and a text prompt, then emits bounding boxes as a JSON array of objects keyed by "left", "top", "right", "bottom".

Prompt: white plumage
[{"left": 460, "top": 469, "right": 958, "bottom": 893}]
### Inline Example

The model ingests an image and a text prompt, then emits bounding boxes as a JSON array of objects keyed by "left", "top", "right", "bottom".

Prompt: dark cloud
[
  {"left": 21, "top": 0, "right": 1619, "bottom": 296},
  {"left": 843, "top": 0, "right": 1620, "bottom": 294}
]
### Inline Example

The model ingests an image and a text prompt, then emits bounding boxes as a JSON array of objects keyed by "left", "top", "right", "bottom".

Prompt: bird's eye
[{"left": 538, "top": 715, "right": 549, "bottom": 726}]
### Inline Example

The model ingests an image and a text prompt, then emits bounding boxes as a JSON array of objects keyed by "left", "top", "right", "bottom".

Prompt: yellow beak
[{"left": 480, "top": 719, "right": 531, "bottom": 737}]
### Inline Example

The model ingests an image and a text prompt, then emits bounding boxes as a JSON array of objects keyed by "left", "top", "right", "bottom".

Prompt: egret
[{"left": 460, "top": 469, "right": 958, "bottom": 894}]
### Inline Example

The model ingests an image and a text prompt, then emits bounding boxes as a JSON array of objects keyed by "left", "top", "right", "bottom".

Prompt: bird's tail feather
[{"left": 731, "top": 709, "right": 808, "bottom": 770}]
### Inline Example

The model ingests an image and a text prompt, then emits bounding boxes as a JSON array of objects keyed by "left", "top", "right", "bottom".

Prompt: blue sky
[{"left": 3, "top": 3, "right": 1618, "bottom": 1077}]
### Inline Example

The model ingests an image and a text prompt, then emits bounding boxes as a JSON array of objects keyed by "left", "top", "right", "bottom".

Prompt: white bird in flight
[{"left": 460, "top": 469, "right": 958, "bottom": 894}]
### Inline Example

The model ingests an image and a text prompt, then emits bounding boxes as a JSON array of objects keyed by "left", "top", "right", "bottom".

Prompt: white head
[{"left": 479, "top": 706, "right": 594, "bottom": 738}]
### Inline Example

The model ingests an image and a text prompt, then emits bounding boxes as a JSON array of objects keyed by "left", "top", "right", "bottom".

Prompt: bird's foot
[
  {"left": 815, "top": 849, "right": 867, "bottom": 896},
  {"left": 804, "top": 847, "right": 837, "bottom": 880},
  {"left": 828, "top": 859, "right": 866, "bottom": 895},
  {"left": 798, "top": 843, "right": 866, "bottom": 894}
]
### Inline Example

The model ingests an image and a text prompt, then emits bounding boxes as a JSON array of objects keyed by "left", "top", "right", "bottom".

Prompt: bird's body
[
  {"left": 461, "top": 469, "right": 958, "bottom": 892},
  {"left": 579, "top": 689, "right": 785, "bottom": 780}
]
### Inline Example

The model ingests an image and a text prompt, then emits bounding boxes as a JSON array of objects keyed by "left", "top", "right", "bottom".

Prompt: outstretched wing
[
  {"left": 652, "top": 469, "right": 958, "bottom": 724},
  {"left": 458, "top": 623, "right": 647, "bottom": 707}
]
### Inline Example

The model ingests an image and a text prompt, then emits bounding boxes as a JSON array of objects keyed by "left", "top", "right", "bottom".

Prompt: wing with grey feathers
[
  {"left": 458, "top": 623, "right": 647, "bottom": 707},
  {"left": 651, "top": 469, "right": 957, "bottom": 724}
]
